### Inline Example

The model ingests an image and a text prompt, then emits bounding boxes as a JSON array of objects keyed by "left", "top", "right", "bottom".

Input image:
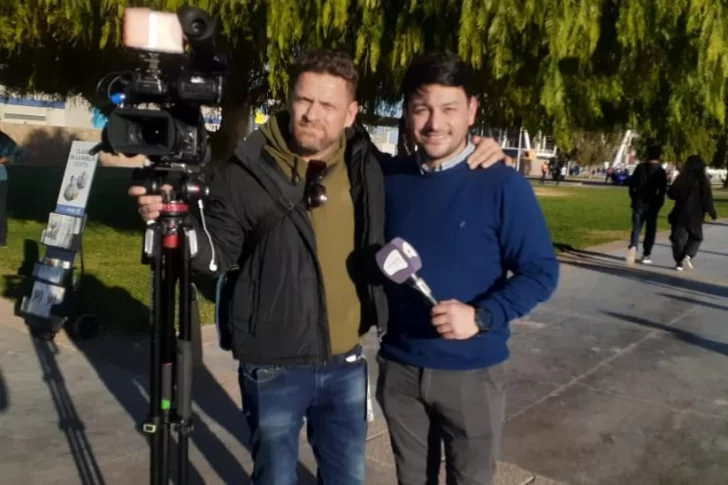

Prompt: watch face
[{"left": 476, "top": 309, "right": 492, "bottom": 332}]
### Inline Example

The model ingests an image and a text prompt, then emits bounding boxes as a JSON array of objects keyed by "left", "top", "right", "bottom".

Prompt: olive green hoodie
[{"left": 260, "top": 114, "right": 361, "bottom": 355}]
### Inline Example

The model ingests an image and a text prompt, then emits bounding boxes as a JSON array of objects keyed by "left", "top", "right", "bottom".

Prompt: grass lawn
[
  {"left": 2, "top": 166, "right": 726, "bottom": 335},
  {"left": 532, "top": 182, "right": 728, "bottom": 249}
]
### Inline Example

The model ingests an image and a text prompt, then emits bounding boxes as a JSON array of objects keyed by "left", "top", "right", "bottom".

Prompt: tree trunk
[
  {"left": 210, "top": 98, "right": 252, "bottom": 162},
  {"left": 208, "top": 48, "right": 260, "bottom": 164}
]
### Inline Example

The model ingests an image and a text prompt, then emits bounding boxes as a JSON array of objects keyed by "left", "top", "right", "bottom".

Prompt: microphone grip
[{"left": 411, "top": 275, "right": 438, "bottom": 306}]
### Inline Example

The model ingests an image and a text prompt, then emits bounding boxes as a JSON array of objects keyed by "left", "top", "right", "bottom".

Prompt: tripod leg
[
  {"left": 145, "top": 225, "right": 163, "bottom": 485},
  {"left": 176, "top": 342, "right": 192, "bottom": 484},
  {"left": 190, "top": 284, "right": 203, "bottom": 369},
  {"left": 158, "top": 244, "right": 178, "bottom": 485},
  {"left": 176, "top": 227, "right": 195, "bottom": 485}
]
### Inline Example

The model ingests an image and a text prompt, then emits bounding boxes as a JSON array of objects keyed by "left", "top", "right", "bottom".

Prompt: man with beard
[{"left": 130, "top": 49, "right": 506, "bottom": 484}]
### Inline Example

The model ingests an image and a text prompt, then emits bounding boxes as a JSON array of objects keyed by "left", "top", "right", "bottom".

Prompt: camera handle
[{"left": 139, "top": 171, "right": 206, "bottom": 485}]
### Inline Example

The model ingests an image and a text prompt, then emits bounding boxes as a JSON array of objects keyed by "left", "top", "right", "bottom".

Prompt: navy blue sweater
[{"left": 380, "top": 158, "right": 559, "bottom": 370}]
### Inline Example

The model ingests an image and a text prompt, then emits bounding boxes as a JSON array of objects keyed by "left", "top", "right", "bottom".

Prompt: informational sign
[
  {"left": 55, "top": 141, "right": 99, "bottom": 217},
  {"left": 20, "top": 141, "right": 99, "bottom": 330}
]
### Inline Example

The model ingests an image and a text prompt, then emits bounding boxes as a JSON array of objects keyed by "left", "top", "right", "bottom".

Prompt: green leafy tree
[
  {"left": 567, "top": 131, "right": 622, "bottom": 167},
  {"left": 0, "top": 0, "right": 395, "bottom": 159},
  {"left": 358, "top": 0, "right": 728, "bottom": 161},
  {"left": 2, "top": 0, "right": 728, "bottom": 163}
]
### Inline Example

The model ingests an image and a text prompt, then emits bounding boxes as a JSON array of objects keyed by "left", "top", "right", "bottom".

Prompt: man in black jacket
[
  {"left": 130, "top": 49, "right": 505, "bottom": 484},
  {"left": 626, "top": 144, "right": 668, "bottom": 266}
]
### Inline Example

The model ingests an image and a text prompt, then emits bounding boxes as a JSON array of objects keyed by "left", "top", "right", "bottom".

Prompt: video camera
[
  {"left": 91, "top": 11, "right": 228, "bottom": 485},
  {"left": 94, "top": 7, "right": 227, "bottom": 167}
]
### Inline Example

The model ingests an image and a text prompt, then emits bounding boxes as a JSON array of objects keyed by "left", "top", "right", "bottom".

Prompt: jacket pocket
[{"left": 240, "top": 363, "right": 286, "bottom": 384}]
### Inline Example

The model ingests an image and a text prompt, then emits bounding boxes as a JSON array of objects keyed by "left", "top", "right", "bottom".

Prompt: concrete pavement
[{"left": 2, "top": 222, "right": 728, "bottom": 484}]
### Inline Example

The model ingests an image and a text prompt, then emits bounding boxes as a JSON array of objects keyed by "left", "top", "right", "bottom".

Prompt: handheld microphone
[{"left": 375, "top": 237, "right": 438, "bottom": 306}]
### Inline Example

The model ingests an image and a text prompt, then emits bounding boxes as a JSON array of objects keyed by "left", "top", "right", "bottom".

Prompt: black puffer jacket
[{"left": 190, "top": 126, "right": 388, "bottom": 365}]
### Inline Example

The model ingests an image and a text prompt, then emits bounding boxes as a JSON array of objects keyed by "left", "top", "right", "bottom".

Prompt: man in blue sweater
[{"left": 377, "top": 52, "right": 560, "bottom": 485}]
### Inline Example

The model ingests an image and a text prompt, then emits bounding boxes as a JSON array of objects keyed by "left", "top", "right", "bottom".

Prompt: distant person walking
[
  {"left": 626, "top": 145, "right": 668, "bottom": 266},
  {"left": 667, "top": 155, "right": 717, "bottom": 271},
  {"left": 0, "top": 155, "right": 7, "bottom": 248},
  {"left": 0, "top": 130, "right": 20, "bottom": 248}
]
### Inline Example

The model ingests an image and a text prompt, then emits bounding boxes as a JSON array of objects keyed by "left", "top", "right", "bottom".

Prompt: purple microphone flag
[{"left": 375, "top": 237, "right": 423, "bottom": 284}]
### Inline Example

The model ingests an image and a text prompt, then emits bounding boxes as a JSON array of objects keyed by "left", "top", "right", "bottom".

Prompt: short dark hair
[
  {"left": 685, "top": 154, "right": 705, "bottom": 170},
  {"left": 288, "top": 49, "right": 359, "bottom": 98},
  {"left": 646, "top": 144, "right": 662, "bottom": 161},
  {"left": 402, "top": 51, "right": 476, "bottom": 105}
]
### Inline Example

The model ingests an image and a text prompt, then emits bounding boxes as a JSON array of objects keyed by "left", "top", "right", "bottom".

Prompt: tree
[
  {"left": 0, "top": 1, "right": 252, "bottom": 158},
  {"left": 355, "top": 0, "right": 728, "bottom": 162},
  {"left": 567, "top": 131, "right": 622, "bottom": 167},
  {"left": 2, "top": 1, "right": 728, "bottom": 164},
  {"left": 0, "top": 0, "right": 394, "bottom": 159}
]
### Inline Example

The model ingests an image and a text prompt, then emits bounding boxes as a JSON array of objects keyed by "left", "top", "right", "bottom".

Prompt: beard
[
  {"left": 416, "top": 129, "right": 470, "bottom": 163},
  {"left": 292, "top": 122, "right": 338, "bottom": 156}
]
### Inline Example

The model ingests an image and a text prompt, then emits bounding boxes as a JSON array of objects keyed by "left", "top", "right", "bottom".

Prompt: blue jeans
[
  {"left": 239, "top": 347, "right": 368, "bottom": 485},
  {"left": 630, "top": 206, "right": 659, "bottom": 255}
]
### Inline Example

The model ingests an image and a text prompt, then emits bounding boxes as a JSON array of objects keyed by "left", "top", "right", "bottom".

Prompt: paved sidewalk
[{"left": 2, "top": 222, "right": 728, "bottom": 484}]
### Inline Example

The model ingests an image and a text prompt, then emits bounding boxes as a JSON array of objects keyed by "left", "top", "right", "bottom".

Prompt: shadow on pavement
[
  {"left": 659, "top": 293, "right": 728, "bottom": 313},
  {"left": 31, "top": 336, "right": 106, "bottom": 485},
  {"left": 559, "top": 257, "right": 728, "bottom": 299},
  {"left": 0, "top": 366, "right": 7, "bottom": 412},
  {"left": 3, "top": 239, "right": 318, "bottom": 485},
  {"left": 553, "top": 242, "right": 625, "bottom": 262},
  {"left": 652, "top": 241, "right": 728, "bottom": 258},
  {"left": 603, "top": 311, "right": 728, "bottom": 358},
  {"left": 2, "top": 240, "right": 111, "bottom": 484}
]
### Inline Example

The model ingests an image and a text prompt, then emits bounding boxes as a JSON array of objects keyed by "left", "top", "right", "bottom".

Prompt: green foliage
[
  {"left": 567, "top": 131, "right": 622, "bottom": 167},
  {"left": 1, "top": 1, "right": 728, "bottom": 163}
]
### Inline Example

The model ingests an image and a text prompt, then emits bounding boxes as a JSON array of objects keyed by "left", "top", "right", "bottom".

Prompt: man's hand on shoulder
[
  {"left": 467, "top": 136, "right": 506, "bottom": 170},
  {"left": 431, "top": 300, "right": 479, "bottom": 340}
]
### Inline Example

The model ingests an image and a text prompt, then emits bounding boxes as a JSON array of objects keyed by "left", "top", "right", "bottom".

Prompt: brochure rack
[{"left": 19, "top": 141, "right": 100, "bottom": 340}]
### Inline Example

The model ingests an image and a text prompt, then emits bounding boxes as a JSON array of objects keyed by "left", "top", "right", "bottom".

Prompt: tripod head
[
  {"left": 133, "top": 164, "right": 209, "bottom": 208},
  {"left": 133, "top": 164, "right": 209, "bottom": 270}
]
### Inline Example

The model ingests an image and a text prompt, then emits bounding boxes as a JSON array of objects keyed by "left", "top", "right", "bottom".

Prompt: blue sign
[{"left": 91, "top": 109, "right": 108, "bottom": 129}]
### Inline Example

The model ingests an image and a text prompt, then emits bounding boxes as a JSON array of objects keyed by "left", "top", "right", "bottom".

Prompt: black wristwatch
[{"left": 475, "top": 308, "right": 492, "bottom": 333}]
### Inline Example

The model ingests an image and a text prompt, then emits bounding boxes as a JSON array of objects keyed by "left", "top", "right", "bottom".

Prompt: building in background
[
  {"left": 362, "top": 124, "right": 398, "bottom": 155},
  {"left": 0, "top": 91, "right": 98, "bottom": 129},
  {"left": 0, "top": 90, "right": 106, "bottom": 165}
]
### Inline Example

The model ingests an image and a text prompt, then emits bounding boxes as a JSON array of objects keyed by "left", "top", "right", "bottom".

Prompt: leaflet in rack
[
  {"left": 42, "top": 246, "right": 77, "bottom": 270},
  {"left": 33, "top": 263, "right": 67, "bottom": 285},
  {"left": 40, "top": 212, "right": 85, "bottom": 250},
  {"left": 23, "top": 281, "right": 66, "bottom": 319},
  {"left": 21, "top": 141, "right": 100, "bottom": 326}
]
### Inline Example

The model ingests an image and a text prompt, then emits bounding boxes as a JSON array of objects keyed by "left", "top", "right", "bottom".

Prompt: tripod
[{"left": 139, "top": 168, "right": 208, "bottom": 485}]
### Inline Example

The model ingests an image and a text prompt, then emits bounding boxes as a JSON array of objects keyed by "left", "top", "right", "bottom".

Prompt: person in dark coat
[
  {"left": 667, "top": 154, "right": 717, "bottom": 271},
  {"left": 626, "top": 144, "right": 668, "bottom": 266},
  {"left": 0, "top": 130, "right": 22, "bottom": 248}
]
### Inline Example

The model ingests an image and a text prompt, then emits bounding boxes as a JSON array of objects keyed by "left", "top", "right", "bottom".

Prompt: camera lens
[
  {"left": 140, "top": 120, "right": 168, "bottom": 147},
  {"left": 189, "top": 19, "right": 206, "bottom": 35},
  {"left": 126, "top": 118, "right": 168, "bottom": 149}
]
